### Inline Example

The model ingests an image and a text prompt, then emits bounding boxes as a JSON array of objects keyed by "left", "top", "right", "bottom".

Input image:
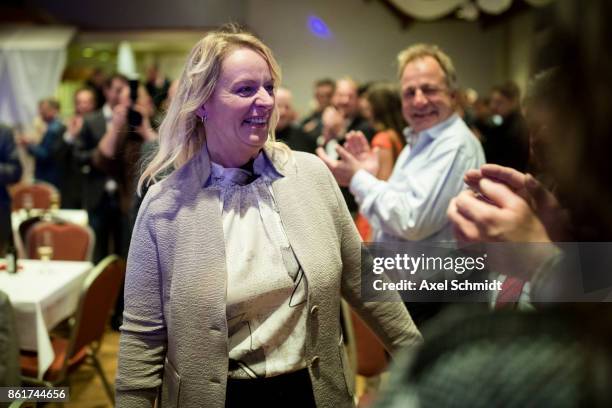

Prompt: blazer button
[
  {"left": 311, "top": 356, "right": 320, "bottom": 367},
  {"left": 310, "top": 305, "right": 319, "bottom": 316}
]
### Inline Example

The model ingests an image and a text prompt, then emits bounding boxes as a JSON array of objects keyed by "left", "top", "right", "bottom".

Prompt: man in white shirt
[{"left": 318, "top": 44, "right": 485, "bottom": 325}]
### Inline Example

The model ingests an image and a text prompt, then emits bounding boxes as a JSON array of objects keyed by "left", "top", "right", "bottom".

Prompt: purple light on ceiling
[{"left": 308, "top": 15, "right": 331, "bottom": 39}]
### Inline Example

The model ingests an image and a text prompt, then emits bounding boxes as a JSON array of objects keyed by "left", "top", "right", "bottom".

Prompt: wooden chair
[
  {"left": 25, "top": 221, "right": 95, "bottom": 262},
  {"left": 10, "top": 182, "right": 60, "bottom": 211},
  {"left": 351, "top": 311, "right": 388, "bottom": 377},
  {"left": 348, "top": 308, "right": 390, "bottom": 407},
  {"left": 20, "top": 256, "right": 126, "bottom": 406},
  {"left": 13, "top": 215, "right": 43, "bottom": 259}
]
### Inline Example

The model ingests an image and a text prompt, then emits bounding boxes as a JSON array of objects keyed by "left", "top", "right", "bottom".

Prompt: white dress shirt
[
  {"left": 205, "top": 152, "right": 308, "bottom": 379},
  {"left": 350, "top": 114, "right": 485, "bottom": 243}
]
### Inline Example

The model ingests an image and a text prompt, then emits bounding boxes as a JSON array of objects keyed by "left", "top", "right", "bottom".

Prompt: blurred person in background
[
  {"left": 353, "top": 82, "right": 406, "bottom": 241},
  {"left": 75, "top": 73, "right": 129, "bottom": 263},
  {"left": 318, "top": 44, "right": 485, "bottom": 327},
  {"left": 454, "top": 88, "right": 483, "bottom": 141},
  {"left": 92, "top": 82, "right": 157, "bottom": 256},
  {"left": 0, "top": 125, "right": 22, "bottom": 256},
  {"left": 153, "top": 79, "right": 179, "bottom": 128},
  {"left": 66, "top": 87, "right": 97, "bottom": 141},
  {"left": 92, "top": 83, "right": 158, "bottom": 331},
  {"left": 472, "top": 95, "right": 494, "bottom": 140},
  {"left": 275, "top": 87, "right": 317, "bottom": 153},
  {"left": 19, "top": 98, "right": 65, "bottom": 189},
  {"left": 321, "top": 77, "right": 375, "bottom": 149},
  {"left": 300, "top": 78, "right": 335, "bottom": 140},
  {"left": 59, "top": 87, "right": 97, "bottom": 208},
  {"left": 320, "top": 77, "right": 376, "bottom": 214},
  {"left": 481, "top": 81, "right": 530, "bottom": 171},
  {"left": 145, "top": 63, "right": 171, "bottom": 111},
  {"left": 273, "top": 87, "right": 298, "bottom": 144},
  {"left": 85, "top": 67, "right": 107, "bottom": 110}
]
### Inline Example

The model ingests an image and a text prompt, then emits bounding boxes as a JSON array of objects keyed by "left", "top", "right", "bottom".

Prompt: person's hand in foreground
[
  {"left": 464, "top": 164, "right": 569, "bottom": 241},
  {"left": 448, "top": 177, "right": 551, "bottom": 244}
]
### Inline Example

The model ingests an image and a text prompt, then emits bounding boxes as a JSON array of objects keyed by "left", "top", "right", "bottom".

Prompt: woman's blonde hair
[{"left": 138, "top": 24, "right": 288, "bottom": 194}]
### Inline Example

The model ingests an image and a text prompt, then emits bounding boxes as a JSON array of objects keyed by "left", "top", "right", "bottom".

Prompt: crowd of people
[
  {"left": 1, "top": 0, "right": 612, "bottom": 405},
  {"left": 1, "top": 51, "right": 532, "bottom": 264}
]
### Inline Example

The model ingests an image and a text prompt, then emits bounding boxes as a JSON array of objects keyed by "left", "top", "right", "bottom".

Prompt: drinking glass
[{"left": 36, "top": 231, "right": 54, "bottom": 273}]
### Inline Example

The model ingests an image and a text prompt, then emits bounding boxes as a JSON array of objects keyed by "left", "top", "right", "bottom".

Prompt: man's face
[
  {"left": 74, "top": 90, "right": 96, "bottom": 115},
  {"left": 490, "top": 91, "right": 516, "bottom": 118},
  {"left": 315, "top": 84, "right": 334, "bottom": 111},
  {"left": 38, "top": 102, "right": 57, "bottom": 123},
  {"left": 333, "top": 80, "right": 359, "bottom": 118},
  {"left": 276, "top": 88, "right": 295, "bottom": 131},
  {"left": 400, "top": 56, "right": 455, "bottom": 133},
  {"left": 104, "top": 78, "right": 128, "bottom": 108}
]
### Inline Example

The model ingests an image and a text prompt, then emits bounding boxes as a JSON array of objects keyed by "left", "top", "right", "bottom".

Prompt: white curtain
[{"left": 0, "top": 26, "right": 75, "bottom": 130}]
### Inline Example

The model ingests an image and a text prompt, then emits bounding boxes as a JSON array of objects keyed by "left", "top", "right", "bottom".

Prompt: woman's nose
[{"left": 255, "top": 87, "right": 274, "bottom": 108}]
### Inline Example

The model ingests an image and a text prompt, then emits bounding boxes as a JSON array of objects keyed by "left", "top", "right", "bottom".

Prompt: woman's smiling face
[{"left": 203, "top": 47, "right": 275, "bottom": 167}]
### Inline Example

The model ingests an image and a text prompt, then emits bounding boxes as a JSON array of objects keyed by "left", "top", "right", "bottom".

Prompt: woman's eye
[
  {"left": 265, "top": 85, "right": 274, "bottom": 94},
  {"left": 236, "top": 86, "right": 254, "bottom": 96}
]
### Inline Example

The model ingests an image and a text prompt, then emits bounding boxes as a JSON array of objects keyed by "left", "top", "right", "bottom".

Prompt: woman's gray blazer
[{"left": 115, "top": 146, "right": 422, "bottom": 407}]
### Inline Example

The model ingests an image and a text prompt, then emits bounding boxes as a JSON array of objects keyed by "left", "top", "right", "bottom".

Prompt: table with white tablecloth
[{"left": 0, "top": 259, "right": 92, "bottom": 379}]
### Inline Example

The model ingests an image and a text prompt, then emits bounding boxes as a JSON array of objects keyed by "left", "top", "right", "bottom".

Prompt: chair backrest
[
  {"left": 70, "top": 256, "right": 125, "bottom": 354},
  {"left": 350, "top": 310, "right": 389, "bottom": 377},
  {"left": 18, "top": 216, "right": 42, "bottom": 251},
  {"left": 25, "top": 221, "right": 95, "bottom": 262},
  {"left": 11, "top": 183, "right": 60, "bottom": 211}
]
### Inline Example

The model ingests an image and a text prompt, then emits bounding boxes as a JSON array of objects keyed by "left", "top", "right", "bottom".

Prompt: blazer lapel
[{"left": 271, "top": 167, "right": 322, "bottom": 290}]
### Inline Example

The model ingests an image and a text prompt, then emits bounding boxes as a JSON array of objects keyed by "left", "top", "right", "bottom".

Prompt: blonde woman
[{"left": 115, "top": 25, "right": 421, "bottom": 407}]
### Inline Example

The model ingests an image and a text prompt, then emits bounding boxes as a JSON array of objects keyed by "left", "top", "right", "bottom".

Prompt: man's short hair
[
  {"left": 492, "top": 81, "right": 522, "bottom": 101},
  {"left": 315, "top": 78, "right": 335, "bottom": 89},
  {"left": 397, "top": 44, "right": 457, "bottom": 91},
  {"left": 104, "top": 73, "right": 129, "bottom": 89},
  {"left": 39, "top": 97, "right": 60, "bottom": 111}
]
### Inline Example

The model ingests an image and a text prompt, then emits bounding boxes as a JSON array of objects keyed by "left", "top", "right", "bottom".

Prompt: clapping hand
[
  {"left": 317, "top": 130, "right": 379, "bottom": 187},
  {"left": 321, "top": 106, "right": 345, "bottom": 142},
  {"left": 464, "top": 164, "right": 569, "bottom": 241},
  {"left": 447, "top": 177, "right": 550, "bottom": 244},
  {"left": 344, "top": 131, "right": 379, "bottom": 175},
  {"left": 447, "top": 166, "right": 565, "bottom": 281}
]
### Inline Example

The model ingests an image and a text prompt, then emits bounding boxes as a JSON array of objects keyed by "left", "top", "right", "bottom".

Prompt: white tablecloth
[
  {"left": 0, "top": 260, "right": 92, "bottom": 379},
  {"left": 11, "top": 209, "right": 89, "bottom": 258}
]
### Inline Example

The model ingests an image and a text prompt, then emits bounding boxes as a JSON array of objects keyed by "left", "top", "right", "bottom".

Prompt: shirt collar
[
  {"left": 403, "top": 113, "right": 459, "bottom": 146},
  {"left": 102, "top": 104, "right": 113, "bottom": 122},
  {"left": 205, "top": 150, "right": 283, "bottom": 188}
]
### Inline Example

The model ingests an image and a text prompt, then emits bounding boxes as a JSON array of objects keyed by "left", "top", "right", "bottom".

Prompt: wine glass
[{"left": 36, "top": 231, "right": 54, "bottom": 273}]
